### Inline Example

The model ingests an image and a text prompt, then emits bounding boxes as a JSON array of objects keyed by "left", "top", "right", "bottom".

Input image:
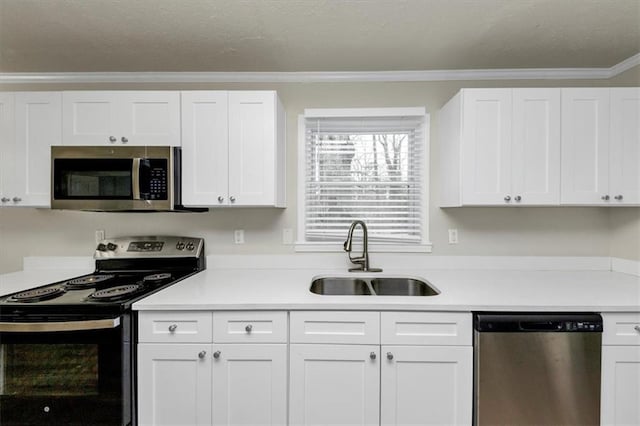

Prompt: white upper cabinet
[
  {"left": 609, "top": 88, "right": 640, "bottom": 205},
  {"left": 5, "top": 92, "right": 62, "bottom": 207},
  {"left": 0, "top": 93, "right": 15, "bottom": 206},
  {"left": 561, "top": 88, "right": 611, "bottom": 205},
  {"left": 460, "top": 89, "right": 513, "bottom": 205},
  {"left": 62, "top": 91, "right": 180, "bottom": 146},
  {"left": 512, "top": 88, "right": 561, "bottom": 204},
  {"left": 181, "top": 90, "right": 286, "bottom": 207},
  {"left": 181, "top": 91, "right": 229, "bottom": 206},
  {"left": 440, "top": 88, "right": 560, "bottom": 206}
]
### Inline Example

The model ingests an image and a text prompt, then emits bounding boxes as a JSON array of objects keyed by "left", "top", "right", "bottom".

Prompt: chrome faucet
[{"left": 343, "top": 220, "right": 382, "bottom": 272}]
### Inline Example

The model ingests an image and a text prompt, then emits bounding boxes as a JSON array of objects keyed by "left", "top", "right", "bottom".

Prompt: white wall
[{"left": 0, "top": 73, "right": 636, "bottom": 273}]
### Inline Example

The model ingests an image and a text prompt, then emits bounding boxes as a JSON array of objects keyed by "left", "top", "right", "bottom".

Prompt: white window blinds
[{"left": 303, "top": 112, "right": 427, "bottom": 244}]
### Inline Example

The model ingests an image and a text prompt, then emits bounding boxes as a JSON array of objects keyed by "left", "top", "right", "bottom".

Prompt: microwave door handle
[
  {"left": 0, "top": 317, "right": 121, "bottom": 332},
  {"left": 132, "top": 158, "right": 141, "bottom": 200}
]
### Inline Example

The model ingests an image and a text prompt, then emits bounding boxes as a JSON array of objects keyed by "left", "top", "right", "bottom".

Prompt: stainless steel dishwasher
[{"left": 474, "top": 313, "right": 602, "bottom": 426}]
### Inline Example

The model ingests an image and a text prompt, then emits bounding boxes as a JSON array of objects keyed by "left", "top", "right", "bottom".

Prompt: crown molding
[{"left": 1, "top": 53, "right": 637, "bottom": 84}]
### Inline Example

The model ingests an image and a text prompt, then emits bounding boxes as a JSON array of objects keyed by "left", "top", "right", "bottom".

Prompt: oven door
[
  {"left": 0, "top": 316, "right": 132, "bottom": 426},
  {"left": 50, "top": 146, "right": 174, "bottom": 211}
]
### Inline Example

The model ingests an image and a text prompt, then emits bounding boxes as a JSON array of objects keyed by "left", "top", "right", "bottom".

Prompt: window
[{"left": 297, "top": 108, "right": 430, "bottom": 252}]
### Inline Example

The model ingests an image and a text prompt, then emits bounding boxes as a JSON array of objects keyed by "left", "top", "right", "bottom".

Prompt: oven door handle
[
  {"left": 132, "top": 158, "right": 141, "bottom": 200},
  {"left": 0, "top": 317, "right": 121, "bottom": 332}
]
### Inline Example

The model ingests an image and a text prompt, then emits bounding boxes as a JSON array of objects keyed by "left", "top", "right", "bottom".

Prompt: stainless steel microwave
[{"left": 51, "top": 146, "right": 184, "bottom": 211}]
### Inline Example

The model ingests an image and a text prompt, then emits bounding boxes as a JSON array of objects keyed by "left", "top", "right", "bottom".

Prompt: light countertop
[
  {"left": 132, "top": 267, "right": 640, "bottom": 312},
  {"left": 2, "top": 256, "right": 638, "bottom": 312}
]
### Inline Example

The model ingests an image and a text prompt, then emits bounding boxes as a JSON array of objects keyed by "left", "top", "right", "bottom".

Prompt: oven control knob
[
  {"left": 97, "top": 243, "right": 108, "bottom": 252},
  {"left": 107, "top": 243, "right": 118, "bottom": 251},
  {"left": 186, "top": 243, "right": 195, "bottom": 251},
  {"left": 176, "top": 242, "right": 185, "bottom": 250}
]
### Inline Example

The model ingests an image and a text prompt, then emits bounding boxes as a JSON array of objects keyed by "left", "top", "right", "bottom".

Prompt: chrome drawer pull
[{"left": 168, "top": 324, "right": 177, "bottom": 332}]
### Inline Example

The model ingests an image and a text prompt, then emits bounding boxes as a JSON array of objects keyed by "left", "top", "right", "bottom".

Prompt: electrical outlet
[
  {"left": 95, "top": 229, "right": 105, "bottom": 244},
  {"left": 448, "top": 229, "right": 458, "bottom": 244},
  {"left": 234, "top": 229, "right": 245, "bottom": 244},
  {"left": 282, "top": 228, "right": 293, "bottom": 245}
]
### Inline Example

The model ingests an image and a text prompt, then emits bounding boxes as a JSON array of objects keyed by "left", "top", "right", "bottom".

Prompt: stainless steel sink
[
  {"left": 371, "top": 278, "right": 439, "bottom": 296},
  {"left": 310, "top": 276, "right": 439, "bottom": 296},
  {"left": 309, "top": 277, "right": 372, "bottom": 295}
]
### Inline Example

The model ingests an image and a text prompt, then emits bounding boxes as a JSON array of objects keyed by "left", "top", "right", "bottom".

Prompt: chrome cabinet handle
[
  {"left": 217, "top": 196, "right": 224, "bottom": 203},
  {"left": 213, "top": 350, "right": 221, "bottom": 359},
  {"left": 12, "top": 197, "right": 21, "bottom": 202},
  {"left": 168, "top": 324, "right": 177, "bottom": 332},
  {"left": 1, "top": 197, "right": 9, "bottom": 202},
  {"left": 514, "top": 195, "right": 522, "bottom": 202},
  {"left": 387, "top": 352, "right": 394, "bottom": 360},
  {"left": 229, "top": 196, "right": 236, "bottom": 203},
  {"left": 121, "top": 137, "right": 128, "bottom": 143},
  {"left": 245, "top": 324, "right": 252, "bottom": 333},
  {"left": 198, "top": 350, "right": 206, "bottom": 359},
  {"left": 601, "top": 195, "right": 610, "bottom": 201},
  {"left": 614, "top": 195, "right": 624, "bottom": 201},
  {"left": 109, "top": 136, "right": 116, "bottom": 143},
  {"left": 370, "top": 352, "right": 376, "bottom": 360},
  {"left": 504, "top": 196, "right": 511, "bottom": 202},
  {"left": 634, "top": 325, "right": 640, "bottom": 333}
]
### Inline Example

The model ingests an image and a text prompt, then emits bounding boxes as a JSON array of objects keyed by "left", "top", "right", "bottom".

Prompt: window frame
[{"left": 295, "top": 107, "right": 432, "bottom": 253}]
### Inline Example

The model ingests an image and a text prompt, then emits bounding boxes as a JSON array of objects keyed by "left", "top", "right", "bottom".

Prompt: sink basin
[
  {"left": 309, "top": 277, "right": 372, "bottom": 295},
  {"left": 371, "top": 278, "right": 439, "bottom": 296},
  {"left": 310, "top": 276, "right": 439, "bottom": 296}
]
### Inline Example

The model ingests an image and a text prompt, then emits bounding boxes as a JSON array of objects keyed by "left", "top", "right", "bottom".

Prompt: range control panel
[{"left": 95, "top": 236, "right": 204, "bottom": 259}]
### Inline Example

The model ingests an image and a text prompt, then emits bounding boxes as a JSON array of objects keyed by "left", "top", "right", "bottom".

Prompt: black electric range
[{"left": 0, "top": 236, "right": 205, "bottom": 426}]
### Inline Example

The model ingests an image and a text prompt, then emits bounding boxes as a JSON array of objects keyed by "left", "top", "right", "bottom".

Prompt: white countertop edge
[{"left": 132, "top": 303, "right": 640, "bottom": 312}]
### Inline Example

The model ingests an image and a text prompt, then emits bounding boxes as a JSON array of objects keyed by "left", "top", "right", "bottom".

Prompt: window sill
[{"left": 294, "top": 242, "right": 433, "bottom": 253}]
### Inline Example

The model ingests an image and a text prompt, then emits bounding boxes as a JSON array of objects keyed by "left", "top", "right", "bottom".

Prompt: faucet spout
[{"left": 343, "top": 220, "right": 382, "bottom": 273}]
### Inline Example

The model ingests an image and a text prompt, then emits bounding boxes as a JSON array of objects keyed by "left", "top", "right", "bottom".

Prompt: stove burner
[
  {"left": 143, "top": 273, "right": 172, "bottom": 283},
  {"left": 89, "top": 284, "right": 143, "bottom": 301},
  {"left": 65, "top": 274, "right": 116, "bottom": 289},
  {"left": 11, "top": 287, "right": 65, "bottom": 302}
]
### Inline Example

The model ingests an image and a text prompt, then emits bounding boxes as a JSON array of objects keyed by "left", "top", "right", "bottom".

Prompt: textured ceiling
[{"left": 0, "top": 0, "right": 638, "bottom": 73}]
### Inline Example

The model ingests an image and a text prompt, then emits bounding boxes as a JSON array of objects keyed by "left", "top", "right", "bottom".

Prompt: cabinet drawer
[
  {"left": 381, "top": 312, "right": 472, "bottom": 346},
  {"left": 212, "top": 311, "right": 287, "bottom": 343},
  {"left": 138, "top": 311, "right": 212, "bottom": 343},
  {"left": 290, "top": 311, "right": 380, "bottom": 344},
  {"left": 603, "top": 313, "right": 640, "bottom": 345}
]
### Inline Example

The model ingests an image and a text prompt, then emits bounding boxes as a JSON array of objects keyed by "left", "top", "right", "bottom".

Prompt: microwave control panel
[{"left": 141, "top": 159, "right": 168, "bottom": 200}]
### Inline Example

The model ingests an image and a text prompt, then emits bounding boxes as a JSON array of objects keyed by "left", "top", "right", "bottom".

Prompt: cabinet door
[
  {"left": 212, "top": 344, "right": 287, "bottom": 426},
  {"left": 62, "top": 91, "right": 120, "bottom": 145},
  {"left": 601, "top": 345, "right": 640, "bottom": 426},
  {"left": 381, "top": 345, "right": 472, "bottom": 426},
  {"left": 511, "top": 88, "right": 561, "bottom": 205},
  {"left": 228, "top": 91, "right": 276, "bottom": 206},
  {"left": 461, "top": 89, "right": 512, "bottom": 205},
  {"left": 181, "top": 91, "right": 229, "bottom": 206},
  {"left": 138, "top": 344, "right": 212, "bottom": 426},
  {"left": 119, "top": 91, "right": 181, "bottom": 146},
  {"left": 290, "top": 344, "right": 380, "bottom": 426},
  {"left": 13, "top": 92, "right": 61, "bottom": 207},
  {"left": 561, "top": 88, "right": 610, "bottom": 204},
  {"left": 0, "top": 93, "right": 15, "bottom": 204},
  {"left": 610, "top": 88, "right": 640, "bottom": 205}
]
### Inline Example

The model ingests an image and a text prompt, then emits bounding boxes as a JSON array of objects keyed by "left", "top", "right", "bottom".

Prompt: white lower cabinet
[
  {"left": 380, "top": 345, "right": 472, "bottom": 426},
  {"left": 212, "top": 344, "right": 287, "bottom": 426},
  {"left": 601, "top": 346, "right": 640, "bottom": 426},
  {"left": 289, "top": 344, "right": 381, "bottom": 426},
  {"left": 138, "top": 343, "right": 213, "bottom": 426},
  {"left": 601, "top": 313, "right": 640, "bottom": 426},
  {"left": 289, "top": 311, "right": 473, "bottom": 426}
]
